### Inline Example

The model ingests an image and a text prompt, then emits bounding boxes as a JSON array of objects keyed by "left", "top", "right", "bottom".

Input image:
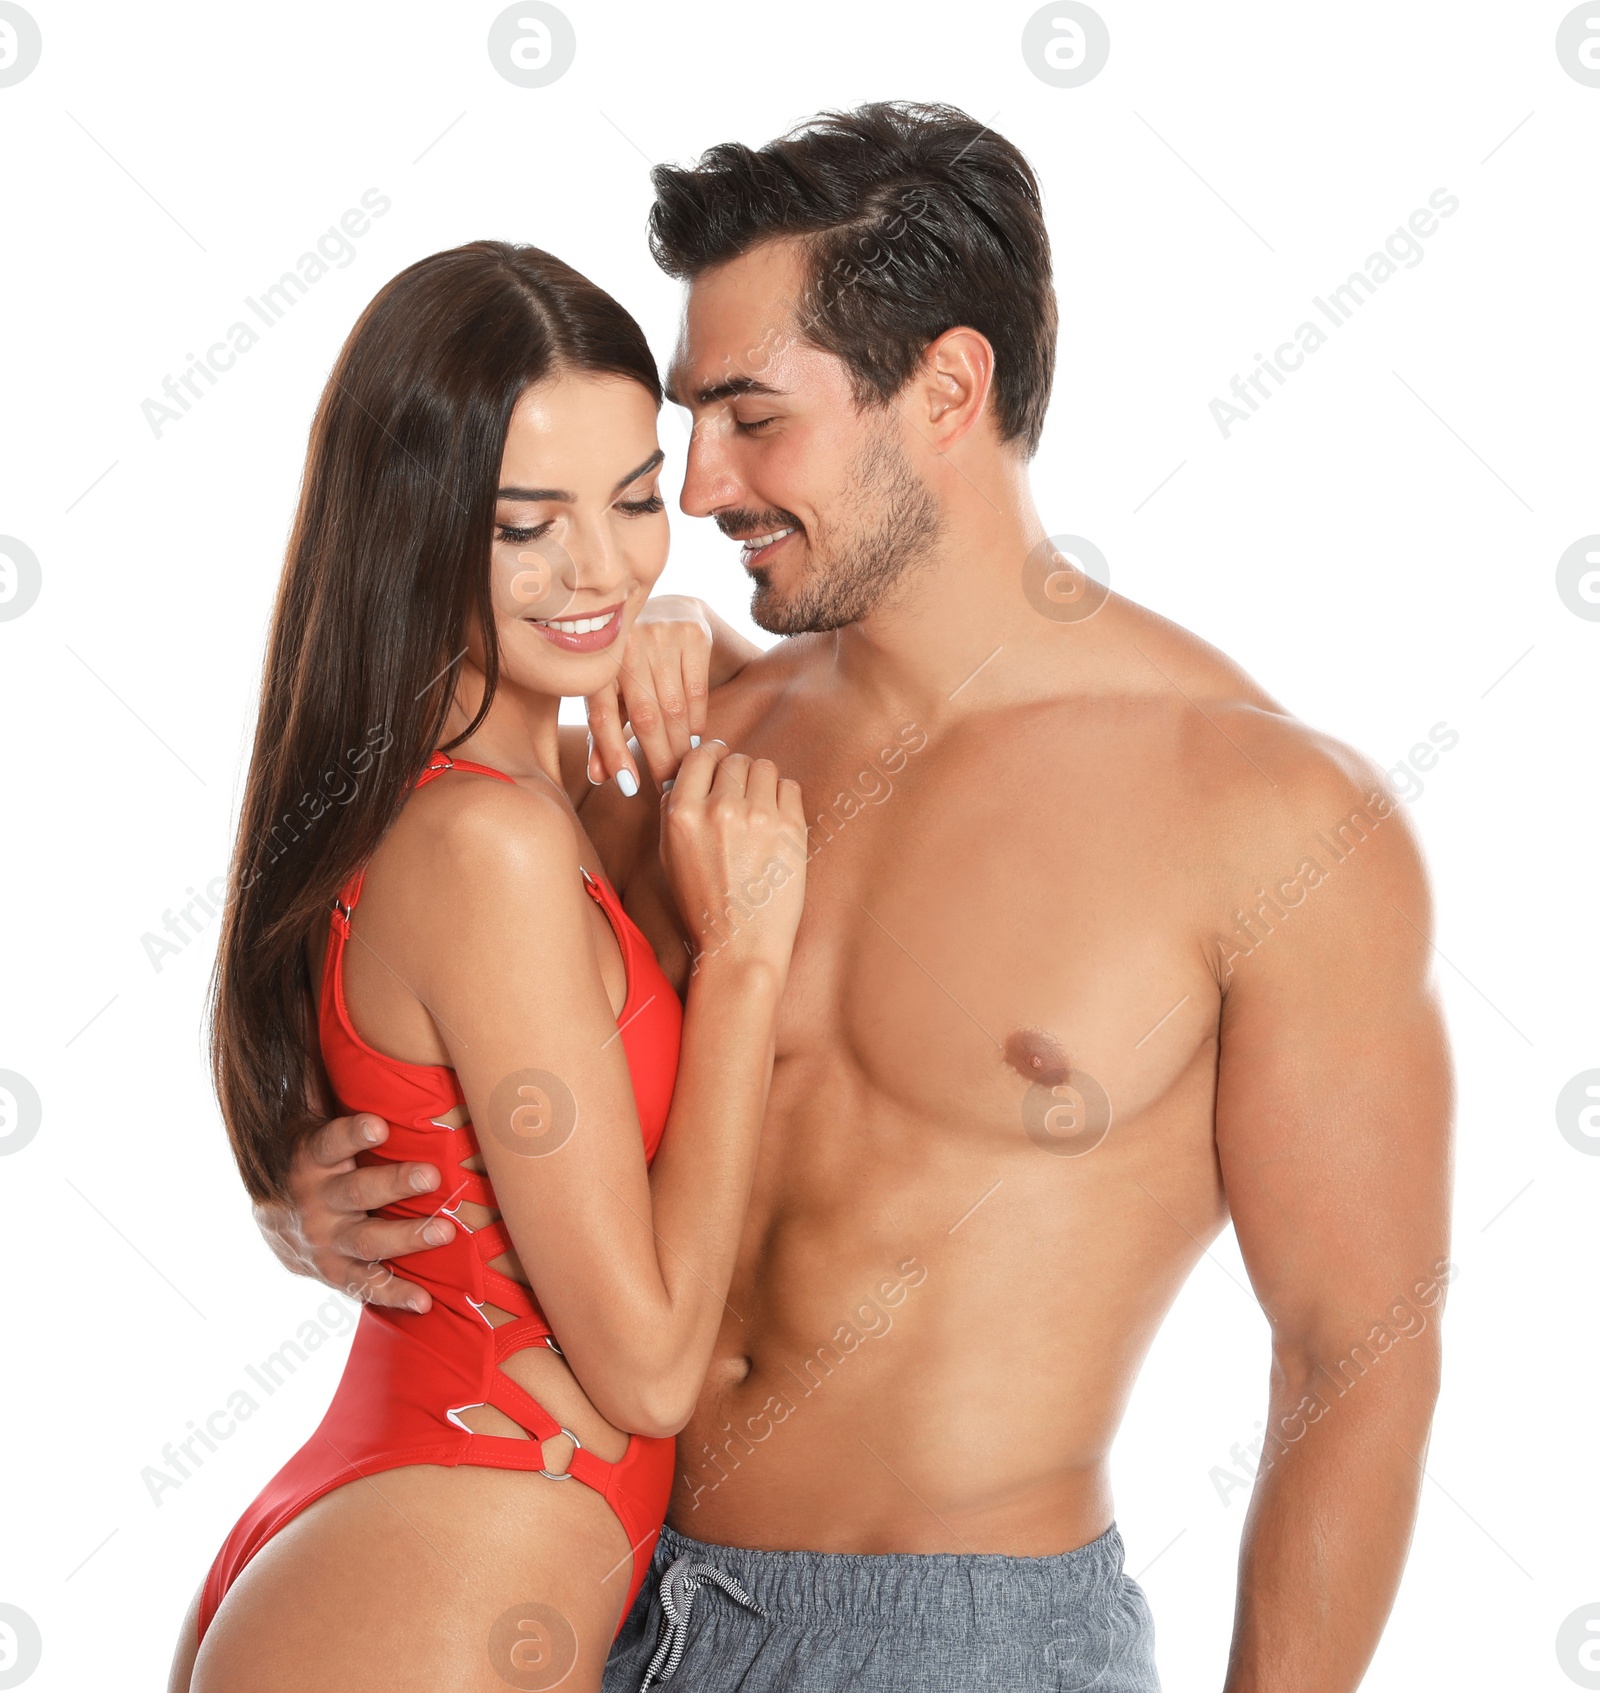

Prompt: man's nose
[{"left": 679, "top": 416, "right": 743, "bottom": 519}]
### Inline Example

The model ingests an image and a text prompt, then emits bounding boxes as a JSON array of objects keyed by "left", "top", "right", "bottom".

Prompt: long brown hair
[{"left": 211, "top": 241, "right": 661, "bottom": 1202}]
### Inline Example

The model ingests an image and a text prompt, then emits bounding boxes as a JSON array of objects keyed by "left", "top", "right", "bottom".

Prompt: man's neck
[{"left": 824, "top": 450, "right": 1053, "bottom": 725}]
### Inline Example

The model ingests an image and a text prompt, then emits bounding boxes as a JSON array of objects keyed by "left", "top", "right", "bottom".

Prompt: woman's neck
[{"left": 438, "top": 664, "right": 564, "bottom": 787}]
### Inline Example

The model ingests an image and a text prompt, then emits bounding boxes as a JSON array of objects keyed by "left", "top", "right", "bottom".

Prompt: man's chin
[
  {"left": 750, "top": 579, "right": 839, "bottom": 637},
  {"left": 752, "top": 563, "right": 913, "bottom": 636},
  {"left": 749, "top": 596, "right": 801, "bottom": 637},
  {"left": 748, "top": 571, "right": 795, "bottom": 635}
]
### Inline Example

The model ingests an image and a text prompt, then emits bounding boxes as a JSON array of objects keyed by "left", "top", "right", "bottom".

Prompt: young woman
[{"left": 173, "top": 241, "right": 805, "bottom": 1692}]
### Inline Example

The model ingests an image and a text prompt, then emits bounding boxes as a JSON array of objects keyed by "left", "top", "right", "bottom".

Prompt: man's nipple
[{"left": 1003, "top": 1027, "right": 1070, "bottom": 1089}]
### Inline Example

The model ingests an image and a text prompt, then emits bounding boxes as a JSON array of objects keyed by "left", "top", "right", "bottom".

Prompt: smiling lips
[
  {"left": 534, "top": 526, "right": 797, "bottom": 652},
  {"left": 529, "top": 604, "right": 623, "bottom": 652},
  {"left": 738, "top": 525, "right": 798, "bottom": 567}
]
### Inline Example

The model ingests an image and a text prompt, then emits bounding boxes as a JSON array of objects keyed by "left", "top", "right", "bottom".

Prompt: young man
[{"left": 263, "top": 104, "right": 1452, "bottom": 1691}]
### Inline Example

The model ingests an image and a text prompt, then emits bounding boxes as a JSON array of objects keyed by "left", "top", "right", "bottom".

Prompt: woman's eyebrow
[
  {"left": 496, "top": 449, "right": 665, "bottom": 506},
  {"left": 609, "top": 448, "right": 665, "bottom": 494}
]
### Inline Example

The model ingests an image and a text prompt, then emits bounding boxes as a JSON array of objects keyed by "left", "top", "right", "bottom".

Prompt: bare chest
[{"left": 621, "top": 707, "right": 1223, "bottom": 1150}]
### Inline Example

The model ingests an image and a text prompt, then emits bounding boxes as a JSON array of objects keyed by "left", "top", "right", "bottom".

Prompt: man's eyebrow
[
  {"left": 664, "top": 373, "right": 786, "bottom": 408},
  {"left": 496, "top": 448, "right": 665, "bottom": 505}
]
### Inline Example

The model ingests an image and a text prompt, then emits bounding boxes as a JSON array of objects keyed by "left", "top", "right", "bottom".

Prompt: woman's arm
[
  {"left": 578, "top": 596, "right": 763, "bottom": 799},
  {"left": 415, "top": 743, "right": 803, "bottom": 1436},
  {"left": 261, "top": 608, "right": 765, "bottom": 1309}
]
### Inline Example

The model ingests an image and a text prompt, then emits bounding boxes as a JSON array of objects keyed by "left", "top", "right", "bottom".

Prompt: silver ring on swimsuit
[{"left": 539, "top": 1425, "right": 583, "bottom": 1480}]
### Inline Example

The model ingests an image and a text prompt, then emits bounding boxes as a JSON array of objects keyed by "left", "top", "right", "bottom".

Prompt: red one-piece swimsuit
[{"left": 198, "top": 752, "right": 682, "bottom": 1640}]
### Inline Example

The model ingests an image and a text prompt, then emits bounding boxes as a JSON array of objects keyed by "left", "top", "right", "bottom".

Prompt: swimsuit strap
[
  {"left": 330, "top": 751, "right": 516, "bottom": 923},
  {"left": 323, "top": 746, "right": 628, "bottom": 1018},
  {"left": 415, "top": 749, "right": 517, "bottom": 789}
]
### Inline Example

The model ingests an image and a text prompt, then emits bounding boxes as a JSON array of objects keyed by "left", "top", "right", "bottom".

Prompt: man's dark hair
[{"left": 649, "top": 102, "right": 1058, "bottom": 456}]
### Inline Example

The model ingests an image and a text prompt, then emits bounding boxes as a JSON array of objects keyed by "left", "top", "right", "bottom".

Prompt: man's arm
[{"left": 1213, "top": 734, "right": 1453, "bottom": 1692}]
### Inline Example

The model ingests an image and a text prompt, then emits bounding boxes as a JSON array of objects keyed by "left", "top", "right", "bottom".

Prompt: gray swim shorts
[{"left": 602, "top": 1520, "right": 1161, "bottom": 1692}]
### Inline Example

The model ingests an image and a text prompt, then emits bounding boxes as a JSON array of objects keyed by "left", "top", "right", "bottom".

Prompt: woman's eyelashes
[
  {"left": 496, "top": 521, "right": 553, "bottom": 545},
  {"left": 495, "top": 490, "right": 662, "bottom": 543}
]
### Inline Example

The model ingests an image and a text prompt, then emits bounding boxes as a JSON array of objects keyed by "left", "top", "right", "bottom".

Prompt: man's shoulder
[
  {"left": 1083, "top": 598, "right": 1371, "bottom": 790},
  {"left": 1095, "top": 598, "right": 1422, "bottom": 894},
  {"left": 704, "top": 633, "right": 826, "bottom": 737}
]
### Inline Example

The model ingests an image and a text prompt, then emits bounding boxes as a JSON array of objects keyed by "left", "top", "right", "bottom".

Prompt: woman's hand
[
  {"left": 583, "top": 596, "right": 761, "bottom": 795},
  {"left": 660, "top": 740, "right": 807, "bottom": 977}
]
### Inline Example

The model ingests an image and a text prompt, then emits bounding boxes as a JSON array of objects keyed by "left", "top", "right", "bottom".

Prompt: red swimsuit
[{"left": 199, "top": 753, "right": 682, "bottom": 1639}]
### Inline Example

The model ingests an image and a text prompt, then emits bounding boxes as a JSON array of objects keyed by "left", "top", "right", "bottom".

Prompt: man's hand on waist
[{"left": 254, "top": 1113, "right": 453, "bottom": 1312}]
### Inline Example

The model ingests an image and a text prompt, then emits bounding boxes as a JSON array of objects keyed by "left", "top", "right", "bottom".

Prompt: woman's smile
[{"left": 527, "top": 601, "right": 625, "bottom": 652}]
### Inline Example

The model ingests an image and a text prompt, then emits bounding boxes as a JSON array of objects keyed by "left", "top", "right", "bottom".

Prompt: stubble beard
[{"left": 748, "top": 425, "right": 943, "bottom": 636}]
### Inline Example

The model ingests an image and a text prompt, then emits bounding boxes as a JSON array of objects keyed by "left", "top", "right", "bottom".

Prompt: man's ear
[{"left": 910, "top": 326, "right": 996, "bottom": 451}]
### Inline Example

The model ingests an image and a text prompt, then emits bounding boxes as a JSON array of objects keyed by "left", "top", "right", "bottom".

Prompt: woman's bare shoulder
[{"left": 372, "top": 768, "right": 588, "bottom": 919}]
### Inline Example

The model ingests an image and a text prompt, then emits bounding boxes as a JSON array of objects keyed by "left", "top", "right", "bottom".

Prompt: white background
[{"left": 1, "top": 3, "right": 1597, "bottom": 1689}]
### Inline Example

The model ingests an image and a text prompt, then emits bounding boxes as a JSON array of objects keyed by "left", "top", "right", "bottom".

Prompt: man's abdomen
[{"left": 668, "top": 1083, "right": 1224, "bottom": 1555}]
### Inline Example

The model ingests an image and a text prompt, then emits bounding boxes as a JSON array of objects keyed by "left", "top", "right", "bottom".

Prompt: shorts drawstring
[{"left": 639, "top": 1553, "right": 768, "bottom": 1688}]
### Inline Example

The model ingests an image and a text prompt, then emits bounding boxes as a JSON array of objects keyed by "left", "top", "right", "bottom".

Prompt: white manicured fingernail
[
  {"left": 690, "top": 735, "right": 701, "bottom": 748},
  {"left": 661, "top": 778, "right": 675, "bottom": 792},
  {"left": 617, "top": 768, "right": 639, "bottom": 797}
]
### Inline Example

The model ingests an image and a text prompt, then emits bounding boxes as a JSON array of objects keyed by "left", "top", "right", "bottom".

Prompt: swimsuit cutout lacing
[{"left": 198, "top": 751, "right": 682, "bottom": 1639}]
